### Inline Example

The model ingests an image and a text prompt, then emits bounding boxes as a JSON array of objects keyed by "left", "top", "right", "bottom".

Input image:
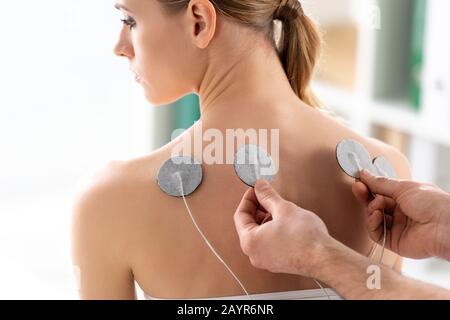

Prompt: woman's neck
[{"left": 196, "top": 41, "right": 302, "bottom": 124}]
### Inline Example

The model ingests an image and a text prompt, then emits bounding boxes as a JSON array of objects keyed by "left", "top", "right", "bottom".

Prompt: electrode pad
[
  {"left": 234, "top": 144, "right": 277, "bottom": 187},
  {"left": 373, "top": 156, "right": 397, "bottom": 178},
  {"left": 156, "top": 156, "right": 203, "bottom": 197},
  {"left": 336, "top": 139, "right": 376, "bottom": 179}
]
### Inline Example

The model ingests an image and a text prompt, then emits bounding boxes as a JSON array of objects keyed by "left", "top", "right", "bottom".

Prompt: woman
[{"left": 72, "top": 0, "right": 410, "bottom": 299}]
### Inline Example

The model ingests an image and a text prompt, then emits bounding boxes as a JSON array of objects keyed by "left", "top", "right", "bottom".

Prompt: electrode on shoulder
[
  {"left": 156, "top": 155, "right": 203, "bottom": 197},
  {"left": 336, "top": 139, "right": 376, "bottom": 178},
  {"left": 234, "top": 144, "right": 277, "bottom": 187},
  {"left": 373, "top": 156, "right": 397, "bottom": 178}
]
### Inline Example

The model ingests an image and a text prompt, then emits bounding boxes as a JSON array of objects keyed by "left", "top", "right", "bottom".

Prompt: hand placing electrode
[{"left": 233, "top": 170, "right": 450, "bottom": 300}]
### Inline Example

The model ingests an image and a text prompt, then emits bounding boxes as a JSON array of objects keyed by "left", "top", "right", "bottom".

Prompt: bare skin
[{"left": 71, "top": 0, "right": 411, "bottom": 299}]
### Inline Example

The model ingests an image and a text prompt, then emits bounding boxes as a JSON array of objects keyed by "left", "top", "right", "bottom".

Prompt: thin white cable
[
  {"left": 175, "top": 172, "right": 254, "bottom": 300},
  {"left": 254, "top": 153, "right": 330, "bottom": 300},
  {"left": 373, "top": 164, "right": 389, "bottom": 265},
  {"left": 367, "top": 191, "right": 387, "bottom": 264},
  {"left": 351, "top": 155, "right": 383, "bottom": 262},
  {"left": 350, "top": 156, "right": 387, "bottom": 265},
  {"left": 255, "top": 154, "right": 330, "bottom": 300},
  {"left": 313, "top": 279, "right": 331, "bottom": 300},
  {"left": 253, "top": 151, "right": 261, "bottom": 180},
  {"left": 368, "top": 241, "right": 378, "bottom": 261},
  {"left": 176, "top": 169, "right": 332, "bottom": 300}
]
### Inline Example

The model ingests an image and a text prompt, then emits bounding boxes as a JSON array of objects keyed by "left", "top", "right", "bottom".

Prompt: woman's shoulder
[
  {"left": 72, "top": 149, "right": 171, "bottom": 217},
  {"left": 364, "top": 136, "right": 411, "bottom": 178},
  {"left": 72, "top": 125, "right": 199, "bottom": 237},
  {"left": 317, "top": 109, "right": 411, "bottom": 179},
  {"left": 71, "top": 150, "right": 177, "bottom": 297},
  {"left": 71, "top": 148, "right": 174, "bottom": 251}
]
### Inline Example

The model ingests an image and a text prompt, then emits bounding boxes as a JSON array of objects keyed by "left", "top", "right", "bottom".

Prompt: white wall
[
  {"left": 0, "top": 0, "right": 152, "bottom": 299},
  {"left": 303, "top": 0, "right": 354, "bottom": 25}
]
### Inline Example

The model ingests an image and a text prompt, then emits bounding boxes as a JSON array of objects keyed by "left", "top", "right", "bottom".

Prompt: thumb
[
  {"left": 359, "top": 169, "right": 412, "bottom": 199},
  {"left": 254, "top": 179, "right": 284, "bottom": 215}
]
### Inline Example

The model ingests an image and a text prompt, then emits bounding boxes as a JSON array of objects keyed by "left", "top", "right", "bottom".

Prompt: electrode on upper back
[
  {"left": 155, "top": 139, "right": 397, "bottom": 299},
  {"left": 156, "top": 144, "right": 277, "bottom": 299}
]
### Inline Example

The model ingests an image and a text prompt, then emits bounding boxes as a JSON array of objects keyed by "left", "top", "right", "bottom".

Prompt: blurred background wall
[
  {"left": 0, "top": 0, "right": 448, "bottom": 299},
  {"left": 306, "top": 0, "right": 450, "bottom": 290}
]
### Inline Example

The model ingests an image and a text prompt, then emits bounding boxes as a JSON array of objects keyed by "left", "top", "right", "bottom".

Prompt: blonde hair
[{"left": 158, "top": 0, "right": 322, "bottom": 108}]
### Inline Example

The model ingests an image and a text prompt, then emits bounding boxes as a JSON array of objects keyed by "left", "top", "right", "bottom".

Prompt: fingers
[
  {"left": 367, "top": 210, "right": 384, "bottom": 238},
  {"left": 352, "top": 181, "right": 372, "bottom": 206},
  {"left": 254, "top": 209, "right": 267, "bottom": 224},
  {"left": 234, "top": 187, "right": 260, "bottom": 238},
  {"left": 254, "top": 179, "right": 285, "bottom": 216},
  {"left": 367, "top": 210, "right": 393, "bottom": 246},
  {"left": 234, "top": 179, "right": 285, "bottom": 240},
  {"left": 354, "top": 176, "right": 398, "bottom": 217},
  {"left": 359, "top": 169, "right": 413, "bottom": 199},
  {"left": 368, "top": 195, "right": 397, "bottom": 215}
]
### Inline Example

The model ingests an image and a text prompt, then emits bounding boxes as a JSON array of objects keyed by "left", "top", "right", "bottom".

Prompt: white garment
[{"left": 144, "top": 288, "right": 342, "bottom": 300}]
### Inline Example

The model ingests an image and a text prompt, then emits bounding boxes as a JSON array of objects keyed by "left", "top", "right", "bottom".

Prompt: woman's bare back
[{"left": 72, "top": 101, "right": 409, "bottom": 299}]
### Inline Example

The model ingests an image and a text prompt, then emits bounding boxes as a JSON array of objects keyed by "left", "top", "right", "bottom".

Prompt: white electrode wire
[
  {"left": 253, "top": 152, "right": 261, "bottom": 180},
  {"left": 368, "top": 241, "right": 378, "bottom": 260},
  {"left": 350, "top": 153, "right": 387, "bottom": 265},
  {"left": 254, "top": 155, "right": 330, "bottom": 300},
  {"left": 365, "top": 202, "right": 387, "bottom": 264},
  {"left": 367, "top": 193, "right": 387, "bottom": 264},
  {"left": 175, "top": 173, "right": 253, "bottom": 300},
  {"left": 373, "top": 163, "right": 389, "bottom": 265},
  {"left": 254, "top": 153, "right": 330, "bottom": 300},
  {"left": 313, "top": 279, "right": 331, "bottom": 300}
]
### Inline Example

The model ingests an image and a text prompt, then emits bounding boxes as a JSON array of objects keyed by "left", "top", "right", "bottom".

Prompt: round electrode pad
[
  {"left": 157, "top": 156, "right": 203, "bottom": 197},
  {"left": 234, "top": 144, "right": 277, "bottom": 187},
  {"left": 336, "top": 139, "right": 376, "bottom": 179},
  {"left": 373, "top": 156, "right": 397, "bottom": 178}
]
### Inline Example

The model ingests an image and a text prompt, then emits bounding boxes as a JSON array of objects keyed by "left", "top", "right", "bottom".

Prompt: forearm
[{"left": 308, "top": 237, "right": 450, "bottom": 300}]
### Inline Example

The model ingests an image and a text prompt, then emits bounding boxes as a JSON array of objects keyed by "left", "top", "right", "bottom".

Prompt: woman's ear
[{"left": 186, "top": 0, "right": 217, "bottom": 49}]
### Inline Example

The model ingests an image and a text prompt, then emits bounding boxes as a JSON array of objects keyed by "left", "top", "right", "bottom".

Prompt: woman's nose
[{"left": 113, "top": 29, "right": 135, "bottom": 58}]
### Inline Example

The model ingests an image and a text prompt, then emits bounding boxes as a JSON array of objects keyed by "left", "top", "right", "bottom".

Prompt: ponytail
[
  {"left": 160, "top": 0, "right": 322, "bottom": 107},
  {"left": 275, "top": 1, "right": 322, "bottom": 108}
]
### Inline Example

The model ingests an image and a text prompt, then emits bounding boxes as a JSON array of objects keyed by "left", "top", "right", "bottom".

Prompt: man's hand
[
  {"left": 353, "top": 170, "right": 450, "bottom": 260},
  {"left": 233, "top": 179, "right": 333, "bottom": 277}
]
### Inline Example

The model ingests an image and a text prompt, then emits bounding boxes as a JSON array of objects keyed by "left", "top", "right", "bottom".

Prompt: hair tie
[{"left": 273, "top": 0, "right": 304, "bottom": 22}]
